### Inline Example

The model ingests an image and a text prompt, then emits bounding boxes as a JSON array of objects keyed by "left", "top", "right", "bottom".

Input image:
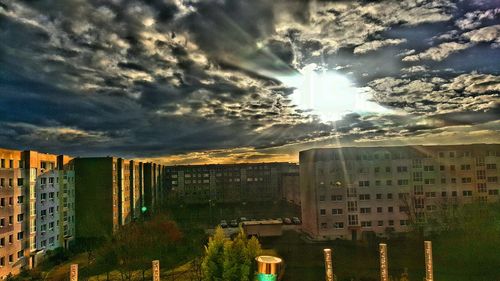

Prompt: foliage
[
  {"left": 202, "top": 227, "right": 262, "bottom": 281},
  {"left": 87, "top": 213, "right": 201, "bottom": 280}
]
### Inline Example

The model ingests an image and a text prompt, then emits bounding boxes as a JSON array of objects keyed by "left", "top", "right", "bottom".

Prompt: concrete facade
[
  {"left": 75, "top": 158, "right": 163, "bottom": 240},
  {"left": 0, "top": 149, "right": 75, "bottom": 279},
  {"left": 300, "top": 144, "right": 500, "bottom": 240},
  {"left": 165, "top": 163, "right": 298, "bottom": 204}
]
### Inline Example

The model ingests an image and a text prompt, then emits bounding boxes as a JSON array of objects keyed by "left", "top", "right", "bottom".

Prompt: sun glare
[{"left": 278, "top": 64, "right": 389, "bottom": 122}]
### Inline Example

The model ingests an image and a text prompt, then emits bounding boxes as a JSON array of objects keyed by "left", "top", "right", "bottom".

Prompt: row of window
[
  {"left": 320, "top": 219, "right": 411, "bottom": 229},
  {"left": 0, "top": 178, "right": 23, "bottom": 188},
  {"left": 0, "top": 251, "right": 24, "bottom": 267}
]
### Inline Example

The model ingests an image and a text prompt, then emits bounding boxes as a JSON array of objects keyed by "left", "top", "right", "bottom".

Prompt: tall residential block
[
  {"left": 300, "top": 144, "right": 500, "bottom": 240},
  {"left": 0, "top": 148, "right": 75, "bottom": 279},
  {"left": 74, "top": 158, "right": 162, "bottom": 240},
  {"left": 165, "top": 163, "right": 298, "bottom": 204}
]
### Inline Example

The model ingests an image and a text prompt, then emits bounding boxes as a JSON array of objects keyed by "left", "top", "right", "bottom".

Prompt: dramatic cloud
[
  {"left": 402, "top": 42, "right": 473, "bottom": 62},
  {"left": 0, "top": 0, "right": 498, "bottom": 163}
]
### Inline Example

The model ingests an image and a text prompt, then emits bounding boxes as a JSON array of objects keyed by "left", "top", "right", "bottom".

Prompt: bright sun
[{"left": 277, "top": 64, "right": 389, "bottom": 122}]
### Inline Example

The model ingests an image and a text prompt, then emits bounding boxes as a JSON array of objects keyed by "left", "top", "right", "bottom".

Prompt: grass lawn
[{"left": 261, "top": 230, "right": 500, "bottom": 281}]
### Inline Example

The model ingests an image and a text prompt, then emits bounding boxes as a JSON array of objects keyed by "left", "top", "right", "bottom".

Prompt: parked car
[
  {"left": 239, "top": 217, "right": 248, "bottom": 223},
  {"left": 220, "top": 220, "right": 228, "bottom": 228},
  {"left": 230, "top": 219, "right": 238, "bottom": 227},
  {"left": 283, "top": 217, "right": 292, "bottom": 224},
  {"left": 292, "top": 217, "right": 301, "bottom": 225}
]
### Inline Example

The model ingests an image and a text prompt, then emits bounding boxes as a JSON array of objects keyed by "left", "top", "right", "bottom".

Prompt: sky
[{"left": 0, "top": 0, "right": 499, "bottom": 165}]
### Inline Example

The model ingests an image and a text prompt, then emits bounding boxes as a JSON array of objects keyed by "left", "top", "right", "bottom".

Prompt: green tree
[
  {"left": 202, "top": 228, "right": 262, "bottom": 281},
  {"left": 202, "top": 227, "right": 226, "bottom": 281}
]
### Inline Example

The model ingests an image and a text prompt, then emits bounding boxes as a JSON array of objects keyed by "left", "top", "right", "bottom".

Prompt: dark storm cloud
[{"left": 0, "top": 0, "right": 498, "bottom": 160}]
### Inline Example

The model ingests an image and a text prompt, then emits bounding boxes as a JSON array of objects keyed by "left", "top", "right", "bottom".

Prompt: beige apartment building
[
  {"left": 0, "top": 148, "right": 75, "bottom": 279},
  {"left": 300, "top": 144, "right": 500, "bottom": 240}
]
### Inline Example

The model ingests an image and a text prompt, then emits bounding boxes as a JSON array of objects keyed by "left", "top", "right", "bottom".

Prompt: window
[
  {"left": 17, "top": 251, "right": 23, "bottom": 259},
  {"left": 0, "top": 257, "right": 4, "bottom": 267},
  {"left": 331, "top": 208, "right": 343, "bottom": 215},
  {"left": 461, "top": 164, "right": 471, "bottom": 171},
  {"left": 400, "top": 220, "right": 409, "bottom": 226},
  {"left": 8, "top": 255, "right": 13, "bottom": 263},
  {"left": 0, "top": 159, "right": 4, "bottom": 168},
  {"left": 378, "top": 220, "right": 384, "bottom": 226},
  {"left": 489, "top": 189, "right": 499, "bottom": 195},
  {"left": 387, "top": 193, "right": 393, "bottom": 200},
  {"left": 319, "top": 195, "right": 325, "bottom": 201},
  {"left": 461, "top": 177, "right": 472, "bottom": 184},
  {"left": 348, "top": 201, "right": 358, "bottom": 212},
  {"left": 377, "top": 207, "right": 383, "bottom": 213},
  {"left": 398, "top": 192, "right": 409, "bottom": 199},
  {"left": 320, "top": 209, "right": 326, "bottom": 215},
  {"left": 0, "top": 198, "right": 4, "bottom": 207},
  {"left": 386, "top": 180, "right": 392, "bottom": 186},
  {"left": 17, "top": 214, "right": 23, "bottom": 222},
  {"left": 440, "top": 165, "right": 445, "bottom": 171},
  {"left": 361, "top": 221, "right": 372, "bottom": 227},
  {"left": 360, "top": 207, "right": 371, "bottom": 214},
  {"left": 426, "top": 205, "right": 437, "bottom": 211},
  {"left": 487, "top": 164, "right": 497, "bottom": 169},
  {"left": 348, "top": 215, "right": 358, "bottom": 226},
  {"left": 388, "top": 220, "right": 394, "bottom": 226},
  {"left": 452, "top": 191, "right": 457, "bottom": 197},
  {"left": 376, "top": 193, "right": 382, "bottom": 199},
  {"left": 374, "top": 167, "right": 380, "bottom": 173},
  {"left": 423, "top": 165, "right": 434, "bottom": 171},
  {"left": 399, "top": 206, "right": 409, "bottom": 212},
  {"left": 0, "top": 238, "right": 4, "bottom": 247},
  {"left": 414, "top": 185, "right": 423, "bottom": 195},
  {"left": 321, "top": 223, "right": 328, "bottom": 229},
  {"left": 451, "top": 178, "right": 457, "bottom": 184},
  {"left": 477, "top": 170, "right": 486, "bottom": 180},
  {"left": 17, "top": 232, "right": 23, "bottom": 240},
  {"left": 424, "top": 179, "right": 435, "bottom": 185},
  {"left": 413, "top": 172, "right": 422, "bottom": 182},
  {"left": 397, "top": 179, "right": 409, "bottom": 186},
  {"left": 450, "top": 165, "right": 456, "bottom": 171},
  {"left": 397, "top": 166, "right": 408, "bottom": 173},
  {"left": 487, "top": 177, "right": 498, "bottom": 183},
  {"left": 17, "top": 178, "right": 23, "bottom": 186},
  {"left": 463, "top": 190, "right": 472, "bottom": 197},
  {"left": 359, "top": 194, "right": 370, "bottom": 200},
  {"left": 386, "top": 167, "right": 391, "bottom": 173},
  {"left": 441, "top": 191, "right": 447, "bottom": 197},
  {"left": 358, "top": 181, "right": 370, "bottom": 187},
  {"left": 441, "top": 178, "right": 446, "bottom": 184},
  {"left": 17, "top": 196, "right": 24, "bottom": 204},
  {"left": 388, "top": 207, "right": 394, "bottom": 213},
  {"left": 375, "top": 180, "right": 381, "bottom": 186},
  {"left": 331, "top": 195, "right": 342, "bottom": 201},
  {"left": 334, "top": 222, "right": 344, "bottom": 229},
  {"left": 425, "top": 192, "right": 436, "bottom": 198}
]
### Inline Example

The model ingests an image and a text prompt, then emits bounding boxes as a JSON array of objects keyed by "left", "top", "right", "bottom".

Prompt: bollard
[
  {"left": 324, "top": 249, "right": 334, "bottom": 281},
  {"left": 152, "top": 260, "right": 160, "bottom": 281},
  {"left": 70, "top": 264, "right": 78, "bottom": 281},
  {"left": 379, "top": 244, "right": 388, "bottom": 281},
  {"left": 255, "top": 256, "right": 282, "bottom": 281},
  {"left": 424, "top": 241, "right": 433, "bottom": 281}
]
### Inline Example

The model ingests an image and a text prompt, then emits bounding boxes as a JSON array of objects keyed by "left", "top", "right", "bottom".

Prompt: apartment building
[
  {"left": 0, "top": 149, "right": 25, "bottom": 278},
  {"left": 75, "top": 158, "right": 163, "bottom": 239},
  {"left": 282, "top": 173, "right": 300, "bottom": 206},
  {"left": 0, "top": 149, "right": 75, "bottom": 279},
  {"left": 165, "top": 163, "right": 298, "bottom": 204},
  {"left": 300, "top": 144, "right": 500, "bottom": 240}
]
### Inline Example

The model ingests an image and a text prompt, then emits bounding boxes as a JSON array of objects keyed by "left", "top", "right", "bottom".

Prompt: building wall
[
  {"left": 0, "top": 149, "right": 25, "bottom": 278},
  {"left": 282, "top": 173, "right": 300, "bottom": 206},
  {"left": 165, "top": 163, "right": 298, "bottom": 204},
  {"left": 300, "top": 144, "right": 500, "bottom": 240},
  {"left": 74, "top": 157, "right": 116, "bottom": 239}
]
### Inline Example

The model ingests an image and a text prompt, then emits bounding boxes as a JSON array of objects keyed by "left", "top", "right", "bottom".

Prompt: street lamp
[{"left": 208, "top": 199, "right": 213, "bottom": 226}]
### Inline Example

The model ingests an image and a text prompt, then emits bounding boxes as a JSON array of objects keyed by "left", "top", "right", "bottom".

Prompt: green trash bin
[{"left": 255, "top": 256, "right": 282, "bottom": 281}]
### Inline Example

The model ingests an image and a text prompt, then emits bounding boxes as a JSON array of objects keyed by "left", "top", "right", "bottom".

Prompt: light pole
[{"left": 209, "top": 199, "right": 213, "bottom": 226}]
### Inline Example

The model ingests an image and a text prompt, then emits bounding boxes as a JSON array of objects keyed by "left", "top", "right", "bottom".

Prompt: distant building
[
  {"left": 165, "top": 163, "right": 298, "bottom": 204},
  {"left": 0, "top": 148, "right": 75, "bottom": 278},
  {"left": 74, "top": 157, "right": 163, "bottom": 240},
  {"left": 281, "top": 173, "right": 300, "bottom": 206},
  {"left": 300, "top": 144, "right": 500, "bottom": 240}
]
